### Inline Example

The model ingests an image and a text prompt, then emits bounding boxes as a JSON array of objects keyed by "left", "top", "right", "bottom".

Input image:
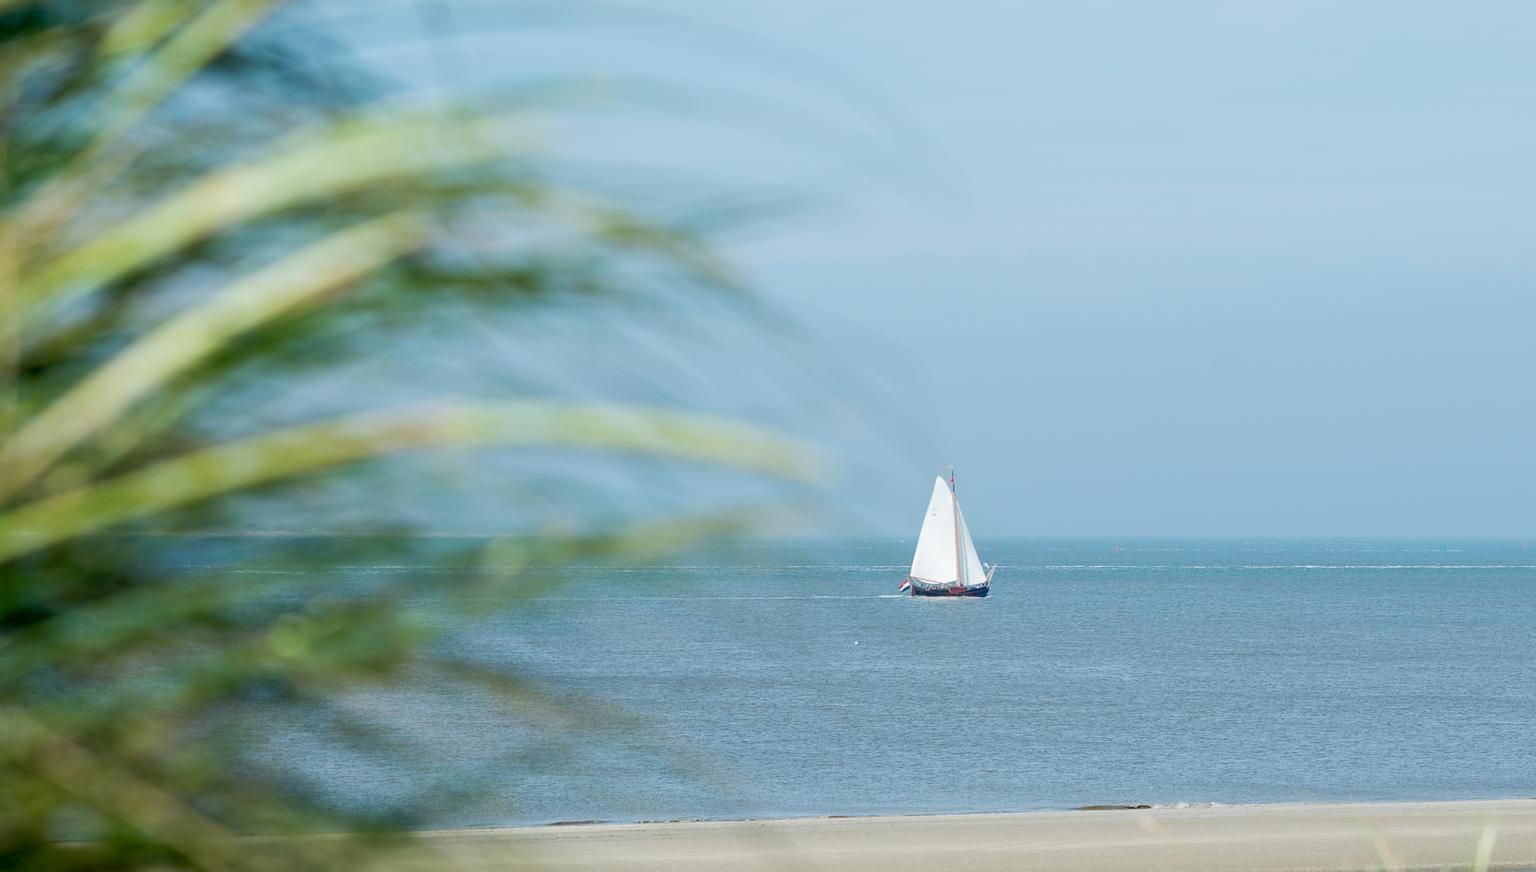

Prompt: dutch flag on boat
[{"left": 898, "top": 578, "right": 911, "bottom": 592}]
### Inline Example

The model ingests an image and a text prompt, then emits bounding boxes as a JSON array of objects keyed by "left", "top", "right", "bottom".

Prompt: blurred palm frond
[{"left": 1, "top": 2, "right": 823, "bottom": 868}]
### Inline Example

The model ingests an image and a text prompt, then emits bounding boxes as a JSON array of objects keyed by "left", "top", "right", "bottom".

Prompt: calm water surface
[{"left": 250, "top": 539, "right": 1536, "bottom": 825}]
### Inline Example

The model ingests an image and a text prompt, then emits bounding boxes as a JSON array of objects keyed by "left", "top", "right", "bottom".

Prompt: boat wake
[{"left": 530, "top": 594, "right": 914, "bottom": 602}]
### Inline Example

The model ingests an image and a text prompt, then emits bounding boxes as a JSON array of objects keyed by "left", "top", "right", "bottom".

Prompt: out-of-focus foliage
[{"left": 0, "top": 1, "right": 819, "bottom": 868}]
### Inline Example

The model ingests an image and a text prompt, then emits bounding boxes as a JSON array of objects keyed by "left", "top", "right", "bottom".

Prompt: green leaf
[
  {"left": 0, "top": 211, "right": 429, "bottom": 501},
  {"left": 16, "top": 106, "right": 521, "bottom": 321},
  {"left": 0, "top": 705, "right": 283, "bottom": 872},
  {"left": 0, "top": 402, "right": 824, "bottom": 564},
  {"left": 100, "top": 1, "right": 205, "bottom": 60},
  {"left": 13, "top": 0, "right": 280, "bottom": 243},
  {"left": 90, "top": 0, "right": 277, "bottom": 151}
]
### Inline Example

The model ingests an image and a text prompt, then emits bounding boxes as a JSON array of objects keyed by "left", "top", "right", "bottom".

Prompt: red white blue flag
[{"left": 898, "top": 578, "right": 911, "bottom": 592}]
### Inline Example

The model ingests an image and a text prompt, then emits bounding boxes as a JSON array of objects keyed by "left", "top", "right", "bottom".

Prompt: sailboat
[{"left": 900, "top": 469, "right": 995, "bottom": 597}]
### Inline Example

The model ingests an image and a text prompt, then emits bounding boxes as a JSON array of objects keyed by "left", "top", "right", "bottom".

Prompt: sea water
[{"left": 249, "top": 539, "right": 1536, "bottom": 826}]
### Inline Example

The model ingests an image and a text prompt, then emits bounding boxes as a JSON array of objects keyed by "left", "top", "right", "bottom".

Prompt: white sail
[
  {"left": 909, "top": 476, "right": 958, "bottom": 583},
  {"left": 958, "top": 504, "right": 986, "bottom": 587}
]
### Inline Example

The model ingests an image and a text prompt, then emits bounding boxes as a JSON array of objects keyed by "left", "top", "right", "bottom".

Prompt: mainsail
[{"left": 909, "top": 476, "right": 957, "bottom": 583}]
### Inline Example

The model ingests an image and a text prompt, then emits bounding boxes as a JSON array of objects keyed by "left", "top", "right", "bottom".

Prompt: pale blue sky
[{"left": 343, "top": 1, "right": 1536, "bottom": 537}]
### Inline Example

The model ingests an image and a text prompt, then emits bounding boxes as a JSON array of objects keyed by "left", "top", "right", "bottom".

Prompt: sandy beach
[{"left": 399, "top": 799, "right": 1536, "bottom": 871}]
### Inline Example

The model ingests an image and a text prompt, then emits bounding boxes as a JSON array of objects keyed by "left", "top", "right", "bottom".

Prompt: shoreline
[
  {"left": 401, "top": 798, "right": 1536, "bottom": 871},
  {"left": 456, "top": 794, "right": 1536, "bottom": 830}
]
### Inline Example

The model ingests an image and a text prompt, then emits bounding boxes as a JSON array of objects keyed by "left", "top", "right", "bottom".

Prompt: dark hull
[{"left": 905, "top": 577, "right": 990, "bottom": 597}]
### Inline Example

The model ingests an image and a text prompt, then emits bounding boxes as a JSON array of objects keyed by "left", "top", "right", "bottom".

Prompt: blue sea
[{"left": 250, "top": 538, "right": 1536, "bottom": 826}]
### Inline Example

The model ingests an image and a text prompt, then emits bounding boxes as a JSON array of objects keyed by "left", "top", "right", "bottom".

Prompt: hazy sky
[{"left": 350, "top": 1, "right": 1536, "bottom": 537}]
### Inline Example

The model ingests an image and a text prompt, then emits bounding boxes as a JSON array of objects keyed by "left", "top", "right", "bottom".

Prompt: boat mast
[{"left": 949, "top": 468, "right": 963, "bottom": 587}]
